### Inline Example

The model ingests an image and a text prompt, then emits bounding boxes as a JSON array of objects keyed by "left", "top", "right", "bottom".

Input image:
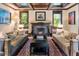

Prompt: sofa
[
  {"left": 10, "top": 35, "right": 28, "bottom": 56},
  {"left": 52, "top": 30, "right": 77, "bottom": 56},
  {"left": 6, "top": 32, "right": 29, "bottom": 56}
]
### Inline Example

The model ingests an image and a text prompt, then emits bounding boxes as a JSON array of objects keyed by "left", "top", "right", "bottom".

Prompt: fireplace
[
  {"left": 37, "top": 27, "right": 45, "bottom": 33},
  {"left": 31, "top": 22, "right": 50, "bottom": 36}
]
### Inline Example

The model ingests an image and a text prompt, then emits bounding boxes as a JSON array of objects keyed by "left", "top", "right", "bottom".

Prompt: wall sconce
[{"left": 12, "top": 12, "right": 18, "bottom": 20}]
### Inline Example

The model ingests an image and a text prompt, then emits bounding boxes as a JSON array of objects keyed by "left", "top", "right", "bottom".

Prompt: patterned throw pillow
[
  {"left": 76, "top": 35, "right": 79, "bottom": 40},
  {"left": 71, "top": 33, "right": 77, "bottom": 39}
]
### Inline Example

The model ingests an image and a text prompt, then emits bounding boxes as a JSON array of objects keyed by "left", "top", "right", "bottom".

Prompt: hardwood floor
[{"left": 17, "top": 37, "right": 66, "bottom": 56}]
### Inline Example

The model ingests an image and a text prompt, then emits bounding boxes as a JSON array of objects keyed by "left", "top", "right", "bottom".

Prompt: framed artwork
[
  {"left": 0, "top": 8, "right": 11, "bottom": 24},
  {"left": 68, "top": 11, "right": 75, "bottom": 24},
  {"left": 35, "top": 11, "right": 46, "bottom": 21}
]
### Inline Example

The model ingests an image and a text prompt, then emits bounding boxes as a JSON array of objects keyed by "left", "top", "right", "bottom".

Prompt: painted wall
[
  {"left": 28, "top": 10, "right": 53, "bottom": 33},
  {"left": 0, "top": 4, "right": 20, "bottom": 33},
  {"left": 62, "top": 4, "right": 79, "bottom": 34},
  {"left": 0, "top": 4, "right": 78, "bottom": 34}
]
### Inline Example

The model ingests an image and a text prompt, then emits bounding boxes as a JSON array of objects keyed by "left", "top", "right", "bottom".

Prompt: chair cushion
[{"left": 8, "top": 34, "right": 16, "bottom": 40}]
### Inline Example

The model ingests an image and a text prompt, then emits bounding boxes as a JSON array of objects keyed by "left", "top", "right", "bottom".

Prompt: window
[
  {"left": 53, "top": 11, "right": 62, "bottom": 27},
  {"left": 20, "top": 12, "right": 28, "bottom": 28}
]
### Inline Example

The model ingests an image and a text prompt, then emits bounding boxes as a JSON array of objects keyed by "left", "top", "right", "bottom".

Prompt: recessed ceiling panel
[
  {"left": 31, "top": 3, "right": 49, "bottom": 10},
  {"left": 51, "top": 3, "right": 62, "bottom": 7},
  {"left": 14, "top": 3, "right": 30, "bottom": 8},
  {"left": 49, "top": 3, "right": 70, "bottom": 10}
]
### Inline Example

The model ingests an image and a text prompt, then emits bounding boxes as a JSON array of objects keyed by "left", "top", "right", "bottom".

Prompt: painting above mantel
[{"left": 35, "top": 11, "right": 46, "bottom": 21}]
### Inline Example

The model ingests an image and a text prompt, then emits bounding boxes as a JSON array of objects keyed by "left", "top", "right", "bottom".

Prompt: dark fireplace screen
[
  {"left": 37, "top": 28, "right": 45, "bottom": 33},
  {"left": 32, "top": 25, "right": 49, "bottom": 35}
]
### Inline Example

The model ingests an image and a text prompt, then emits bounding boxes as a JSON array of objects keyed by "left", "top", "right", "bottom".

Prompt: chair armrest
[
  {"left": 70, "top": 39, "right": 78, "bottom": 56},
  {"left": 0, "top": 51, "right": 4, "bottom": 56}
]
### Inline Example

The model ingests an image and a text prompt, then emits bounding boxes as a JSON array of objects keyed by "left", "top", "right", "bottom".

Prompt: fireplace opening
[
  {"left": 32, "top": 23, "right": 51, "bottom": 36},
  {"left": 37, "top": 28, "right": 45, "bottom": 34}
]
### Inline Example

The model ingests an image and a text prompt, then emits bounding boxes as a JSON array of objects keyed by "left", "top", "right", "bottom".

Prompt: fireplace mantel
[
  {"left": 31, "top": 22, "right": 51, "bottom": 26},
  {"left": 31, "top": 22, "right": 51, "bottom": 24}
]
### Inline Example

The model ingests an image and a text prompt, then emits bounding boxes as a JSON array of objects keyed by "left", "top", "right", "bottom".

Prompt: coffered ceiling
[
  {"left": 30, "top": 3, "right": 50, "bottom": 10},
  {"left": 3, "top": 3, "right": 76, "bottom": 11},
  {"left": 13, "top": 3, "right": 31, "bottom": 8}
]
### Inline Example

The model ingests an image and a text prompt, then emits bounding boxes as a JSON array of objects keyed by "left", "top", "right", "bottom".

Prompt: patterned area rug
[{"left": 17, "top": 38, "right": 65, "bottom": 56}]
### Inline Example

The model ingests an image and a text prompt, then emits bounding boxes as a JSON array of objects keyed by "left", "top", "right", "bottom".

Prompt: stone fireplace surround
[{"left": 31, "top": 22, "right": 51, "bottom": 36}]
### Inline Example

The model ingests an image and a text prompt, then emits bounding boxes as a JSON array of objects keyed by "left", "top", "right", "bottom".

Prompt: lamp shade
[
  {"left": 18, "top": 24, "right": 24, "bottom": 28},
  {"left": 58, "top": 24, "right": 63, "bottom": 28},
  {"left": 18, "top": 24, "right": 24, "bottom": 31}
]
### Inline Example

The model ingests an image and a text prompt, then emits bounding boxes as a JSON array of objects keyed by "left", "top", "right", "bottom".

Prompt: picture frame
[
  {"left": 35, "top": 11, "right": 46, "bottom": 21},
  {"left": 0, "top": 8, "right": 11, "bottom": 24},
  {"left": 68, "top": 11, "right": 75, "bottom": 25}
]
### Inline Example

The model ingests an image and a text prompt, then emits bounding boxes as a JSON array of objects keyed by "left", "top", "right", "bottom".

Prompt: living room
[{"left": 0, "top": 3, "right": 79, "bottom": 56}]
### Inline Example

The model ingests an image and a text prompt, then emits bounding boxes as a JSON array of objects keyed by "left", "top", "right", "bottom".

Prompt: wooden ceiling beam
[
  {"left": 47, "top": 3, "right": 51, "bottom": 10},
  {"left": 30, "top": 3, "right": 34, "bottom": 10},
  {"left": 2, "top": 3, "right": 18, "bottom": 10},
  {"left": 12, "top": 3, "right": 20, "bottom": 8}
]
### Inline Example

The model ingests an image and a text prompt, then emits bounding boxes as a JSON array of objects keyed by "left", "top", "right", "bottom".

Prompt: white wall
[
  {"left": 62, "top": 4, "right": 79, "bottom": 34},
  {"left": 0, "top": 4, "right": 20, "bottom": 33},
  {"left": 28, "top": 10, "right": 52, "bottom": 33}
]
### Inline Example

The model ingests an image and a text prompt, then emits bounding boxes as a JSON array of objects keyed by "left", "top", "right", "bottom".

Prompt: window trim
[
  {"left": 53, "top": 11, "right": 62, "bottom": 27},
  {"left": 20, "top": 11, "right": 29, "bottom": 28}
]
